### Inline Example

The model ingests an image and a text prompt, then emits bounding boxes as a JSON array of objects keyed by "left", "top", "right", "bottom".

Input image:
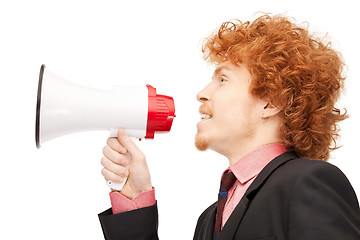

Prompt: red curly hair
[{"left": 202, "top": 14, "right": 348, "bottom": 161}]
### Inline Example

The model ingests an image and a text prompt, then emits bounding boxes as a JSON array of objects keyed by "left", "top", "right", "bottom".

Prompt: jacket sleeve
[
  {"left": 98, "top": 202, "right": 159, "bottom": 240},
  {"left": 288, "top": 161, "right": 360, "bottom": 240}
]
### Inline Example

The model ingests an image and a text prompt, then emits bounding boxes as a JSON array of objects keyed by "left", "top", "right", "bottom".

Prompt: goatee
[{"left": 195, "top": 133, "right": 209, "bottom": 151}]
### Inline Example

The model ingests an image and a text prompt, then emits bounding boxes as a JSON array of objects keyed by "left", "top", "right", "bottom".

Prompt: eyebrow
[{"left": 212, "top": 65, "right": 232, "bottom": 79}]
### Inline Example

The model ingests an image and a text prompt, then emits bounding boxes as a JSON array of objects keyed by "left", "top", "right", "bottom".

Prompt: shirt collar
[{"left": 229, "top": 143, "right": 289, "bottom": 184}]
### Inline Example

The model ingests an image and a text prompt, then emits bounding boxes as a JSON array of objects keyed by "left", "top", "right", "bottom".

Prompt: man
[{"left": 98, "top": 14, "right": 360, "bottom": 239}]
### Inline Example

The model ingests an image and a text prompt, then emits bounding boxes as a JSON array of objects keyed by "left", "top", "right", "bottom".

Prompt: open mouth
[
  {"left": 200, "top": 112, "right": 213, "bottom": 120},
  {"left": 199, "top": 105, "right": 213, "bottom": 121}
]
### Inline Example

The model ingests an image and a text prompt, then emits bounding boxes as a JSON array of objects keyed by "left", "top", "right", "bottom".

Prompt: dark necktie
[{"left": 213, "top": 170, "right": 237, "bottom": 240}]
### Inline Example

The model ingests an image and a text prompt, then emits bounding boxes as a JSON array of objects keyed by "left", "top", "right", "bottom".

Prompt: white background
[{"left": 1, "top": 0, "right": 359, "bottom": 239}]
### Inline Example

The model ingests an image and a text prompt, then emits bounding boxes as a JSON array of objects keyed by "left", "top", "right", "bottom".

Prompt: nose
[
  {"left": 197, "top": 80, "right": 213, "bottom": 102},
  {"left": 196, "top": 89, "right": 209, "bottom": 103}
]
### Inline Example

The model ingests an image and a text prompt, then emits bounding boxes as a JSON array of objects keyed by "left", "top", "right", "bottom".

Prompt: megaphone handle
[{"left": 106, "top": 152, "right": 131, "bottom": 191}]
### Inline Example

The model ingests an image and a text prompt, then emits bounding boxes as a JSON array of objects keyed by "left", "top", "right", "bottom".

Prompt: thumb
[{"left": 117, "top": 129, "right": 144, "bottom": 159}]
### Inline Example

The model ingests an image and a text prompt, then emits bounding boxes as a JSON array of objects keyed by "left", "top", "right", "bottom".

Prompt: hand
[{"left": 101, "top": 129, "right": 152, "bottom": 199}]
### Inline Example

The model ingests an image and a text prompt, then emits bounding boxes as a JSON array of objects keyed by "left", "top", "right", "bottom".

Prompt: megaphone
[{"left": 36, "top": 64, "right": 175, "bottom": 190}]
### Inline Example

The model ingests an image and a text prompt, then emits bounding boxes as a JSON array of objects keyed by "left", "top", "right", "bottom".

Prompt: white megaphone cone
[{"left": 35, "top": 64, "right": 175, "bottom": 190}]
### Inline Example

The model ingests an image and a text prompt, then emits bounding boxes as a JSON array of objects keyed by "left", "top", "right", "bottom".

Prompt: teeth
[{"left": 201, "top": 113, "right": 212, "bottom": 120}]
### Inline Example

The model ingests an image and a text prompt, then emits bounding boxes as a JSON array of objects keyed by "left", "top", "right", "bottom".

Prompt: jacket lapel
[
  {"left": 204, "top": 203, "right": 217, "bottom": 240},
  {"left": 217, "top": 151, "right": 298, "bottom": 240}
]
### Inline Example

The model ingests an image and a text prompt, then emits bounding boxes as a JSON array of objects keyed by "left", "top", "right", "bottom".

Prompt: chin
[{"left": 195, "top": 133, "right": 209, "bottom": 151}]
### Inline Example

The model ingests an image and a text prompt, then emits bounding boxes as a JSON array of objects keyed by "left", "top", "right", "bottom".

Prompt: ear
[{"left": 262, "top": 103, "right": 281, "bottom": 118}]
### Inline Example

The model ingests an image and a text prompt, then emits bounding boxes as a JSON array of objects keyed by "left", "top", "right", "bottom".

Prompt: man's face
[{"left": 195, "top": 61, "right": 266, "bottom": 156}]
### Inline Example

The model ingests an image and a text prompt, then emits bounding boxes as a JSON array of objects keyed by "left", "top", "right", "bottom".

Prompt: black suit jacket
[{"left": 98, "top": 152, "right": 360, "bottom": 239}]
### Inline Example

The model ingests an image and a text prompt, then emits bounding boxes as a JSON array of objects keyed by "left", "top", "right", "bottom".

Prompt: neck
[{"left": 224, "top": 123, "right": 282, "bottom": 166}]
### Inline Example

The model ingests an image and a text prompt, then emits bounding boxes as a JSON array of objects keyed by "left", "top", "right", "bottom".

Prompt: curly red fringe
[{"left": 202, "top": 14, "right": 348, "bottom": 161}]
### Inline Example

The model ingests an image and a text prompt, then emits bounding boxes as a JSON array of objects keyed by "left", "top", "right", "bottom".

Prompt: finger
[
  {"left": 101, "top": 156, "right": 129, "bottom": 178},
  {"left": 101, "top": 168, "right": 126, "bottom": 184},
  {"left": 102, "top": 146, "right": 129, "bottom": 165},
  {"left": 107, "top": 137, "right": 127, "bottom": 154},
  {"left": 117, "top": 128, "right": 144, "bottom": 160}
]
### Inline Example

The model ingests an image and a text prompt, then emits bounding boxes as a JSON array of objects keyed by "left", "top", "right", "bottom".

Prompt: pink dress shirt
[
  {"left": 110, "top": 188, "right": 156, "bottom": 214},
  {"left": 222, "top": 143, "right": 288, "bottom": 227},
  {"left": 109, "top": 143, "right": 288, "bottom": 223}
]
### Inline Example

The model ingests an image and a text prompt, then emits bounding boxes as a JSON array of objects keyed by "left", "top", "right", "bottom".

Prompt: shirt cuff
[{"left": 109, "top": 188, "right": 156, "bottom": 215}]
